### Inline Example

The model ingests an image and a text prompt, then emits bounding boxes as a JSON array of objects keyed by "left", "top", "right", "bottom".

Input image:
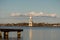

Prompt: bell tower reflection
[{"left": 29, "top": 27, "right": 32, "bottom": 40}]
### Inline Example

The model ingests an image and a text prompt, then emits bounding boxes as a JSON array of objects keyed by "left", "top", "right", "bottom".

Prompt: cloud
[
  {"left": 27, "top": 12, "right": 57, "bottom": 17},
  {"left": 26, "top": 12, "right": 44, "bottom": 16},
  {"left": 11, "top": 12, "right": 21, "bottom": 17},
  {"left": 10, "top": 12, "right": 57, "bottom": 17},
  {"left": 49, "top": 14, "right": 56, "bottom": 17}
]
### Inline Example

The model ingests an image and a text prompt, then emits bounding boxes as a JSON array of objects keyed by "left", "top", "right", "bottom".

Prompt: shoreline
[{"left": 0, "top": 23, "right": 60, "bottom": 27}]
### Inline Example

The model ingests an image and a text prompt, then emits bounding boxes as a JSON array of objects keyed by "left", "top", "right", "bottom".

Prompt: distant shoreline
[{"left": 0, "top": 23, "right": 60, "bottom": 28}]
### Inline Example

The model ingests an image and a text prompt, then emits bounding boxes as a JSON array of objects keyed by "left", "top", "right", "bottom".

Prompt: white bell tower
[{"left": 29, "top": 15, "right": 33, "bottom": 26}]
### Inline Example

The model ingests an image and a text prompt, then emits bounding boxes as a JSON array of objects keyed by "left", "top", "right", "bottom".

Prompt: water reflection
[
  {"left": 0, "top": 38, "right": 22, "bottom": 40},
  {"left": 29, "top": 27, "right": 32, "bottom": 40},
  {"left": 0, "top": 27, "right": 60, "bottom": 40}
]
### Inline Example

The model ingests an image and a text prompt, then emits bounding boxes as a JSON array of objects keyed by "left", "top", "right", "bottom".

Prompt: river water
[{"left": 0, "top": 26, "right": 60, "bottom": 40}]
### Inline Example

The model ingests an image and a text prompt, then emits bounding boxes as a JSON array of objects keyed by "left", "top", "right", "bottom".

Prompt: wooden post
[
  {"left": 4, "top": 32, "right": 9, "bottom": 39},
  {"left": 17, "top": 31, "right": 21, "bottom": 38},
  {"left": 0, "top": 31, "right": 2, "bottom": 39},
  {"left": 17, "top": 38, "right": 20, "bottom": 40}
]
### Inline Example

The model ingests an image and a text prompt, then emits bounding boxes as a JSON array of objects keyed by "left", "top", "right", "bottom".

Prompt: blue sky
[{"left": 0, "top": 0, "right": 60, "bottom": 23}]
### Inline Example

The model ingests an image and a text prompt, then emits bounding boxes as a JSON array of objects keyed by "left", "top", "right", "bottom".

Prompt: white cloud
[
  {"left": 39, "top": 12, "right": 44, "bottom": 15},
  {"left": 49, "top": 14, "right": 56, "bottom": 17},
  {"left": 11, "top": 13, "right": 21, "bottom": 17},
  {"left": 10, "top": 12, "right": 57, "bottom": 17},
  {"left": 28, "top": 12, "right": 57, "bottom": 17},
  {"left": 27, "top": 12, "right": 44, "bottom": 16},
  {"left": 29, "top": 12, "right": 38, "bottom": 16}
]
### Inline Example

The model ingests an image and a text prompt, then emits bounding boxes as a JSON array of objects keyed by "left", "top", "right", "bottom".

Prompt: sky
[{"left": 0, "top": 0, "right": 60, "bottom": 23}]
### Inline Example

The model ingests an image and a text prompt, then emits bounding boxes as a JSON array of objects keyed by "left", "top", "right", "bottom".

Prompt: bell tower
[{"left": 29, "top": 15, "right": 33, "bottom": 26}]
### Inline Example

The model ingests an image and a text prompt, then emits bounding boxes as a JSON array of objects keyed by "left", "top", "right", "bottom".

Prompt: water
[{"left": 0, "top": 26, "right": 60, "bottom": 40}]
